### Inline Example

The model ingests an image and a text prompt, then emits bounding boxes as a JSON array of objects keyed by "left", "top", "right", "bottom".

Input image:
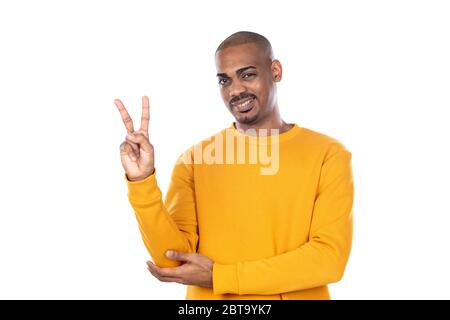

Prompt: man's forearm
[{"left": 126, "top": 170, "right": 198, "bottom": 267}]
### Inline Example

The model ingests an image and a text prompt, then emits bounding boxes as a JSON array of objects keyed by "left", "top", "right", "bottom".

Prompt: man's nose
[{"left": 229, "top": 81, "right": 247, "bottom": 100}]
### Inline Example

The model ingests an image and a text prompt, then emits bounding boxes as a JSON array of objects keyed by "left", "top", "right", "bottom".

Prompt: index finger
[
  {"left": 114, "top": 98, "right": 135, "bottom": 133},
  {"left": 148, "top": 263, "right": 183, "bottom": 278},
  {"left": 140, "top": 96, "right": 150, "bottom": 133}
]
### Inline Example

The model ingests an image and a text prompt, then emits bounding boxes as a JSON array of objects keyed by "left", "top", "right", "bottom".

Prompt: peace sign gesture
[{"left": 115, "top": 96, "right": 155, "bottom": 181}]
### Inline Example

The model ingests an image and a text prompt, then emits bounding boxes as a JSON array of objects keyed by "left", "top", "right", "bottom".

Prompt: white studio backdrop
[{"left": 0, "top": 0, "right": 449, "bottom": 299}]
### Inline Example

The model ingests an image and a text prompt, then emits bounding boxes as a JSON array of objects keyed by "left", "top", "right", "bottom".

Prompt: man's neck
[{"left": 234, "top": 113, "right": 293, "bottom": 136}]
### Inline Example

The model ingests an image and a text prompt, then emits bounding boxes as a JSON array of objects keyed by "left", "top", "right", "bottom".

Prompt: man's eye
[
  {"left": 218, "top": 78, "right": 228, "bottom": 85},
  {"left": 242, "top": 73, "right": 256, "bottom": 78}
]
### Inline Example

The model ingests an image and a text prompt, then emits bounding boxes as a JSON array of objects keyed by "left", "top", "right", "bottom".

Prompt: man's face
[{"left": 215, "top": 43, "right": 281, "bottom": 125}]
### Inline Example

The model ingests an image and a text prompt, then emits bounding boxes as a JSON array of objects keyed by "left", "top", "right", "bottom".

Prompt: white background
[{"left": 0, "top": 0, "right": 449, "bottom": 299}]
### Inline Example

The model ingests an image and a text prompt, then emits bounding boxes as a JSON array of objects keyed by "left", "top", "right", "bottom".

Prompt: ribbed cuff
[
  {"left": 212, "top": 262, "right": 239, "bottom": 295},
  {"left": 125, "top": 170, "right": 161, "bottom": 205}
]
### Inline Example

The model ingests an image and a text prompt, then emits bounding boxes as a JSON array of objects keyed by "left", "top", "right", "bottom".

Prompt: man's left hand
[{"left": 146, "top": 251, "right": 214, "bottom": 288}]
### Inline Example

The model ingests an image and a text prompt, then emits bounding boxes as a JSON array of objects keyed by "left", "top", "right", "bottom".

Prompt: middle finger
[{"left": 114, "top": 99, "right": 135, "bottom": 133}]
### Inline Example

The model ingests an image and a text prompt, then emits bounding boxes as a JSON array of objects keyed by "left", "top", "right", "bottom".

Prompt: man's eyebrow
[
  {"left": 216, "top": 65, "right": 257, "bottom": 78},
  {"left": 236, "top": 65, "right": 257, "bottom": 75}
]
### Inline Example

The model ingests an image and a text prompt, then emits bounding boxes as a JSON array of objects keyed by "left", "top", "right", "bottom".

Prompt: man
[{"left": 114, "top": 31, "right": 354, "bottom": 299}]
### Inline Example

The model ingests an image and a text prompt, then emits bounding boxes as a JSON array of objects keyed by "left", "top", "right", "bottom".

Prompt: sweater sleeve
[
  {"left": 126, "top": 149, "right": 198, "bottom": 268},
  {"left": 212, "top": 148, "right": 354, "bottom": 295}
]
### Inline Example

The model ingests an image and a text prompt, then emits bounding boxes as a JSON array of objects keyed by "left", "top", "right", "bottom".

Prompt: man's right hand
[{"left": 115, "top": 96, "right": 155, "bottom": 181}]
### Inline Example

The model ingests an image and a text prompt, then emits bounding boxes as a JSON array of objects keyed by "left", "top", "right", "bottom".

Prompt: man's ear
[{"left": 271, "top": 59, "right": 283, "bottom": 82}]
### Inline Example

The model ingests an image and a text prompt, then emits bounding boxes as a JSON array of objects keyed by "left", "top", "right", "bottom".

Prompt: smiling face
[{"left": 215, "top": 43, "right": 282, "bottom": 126}]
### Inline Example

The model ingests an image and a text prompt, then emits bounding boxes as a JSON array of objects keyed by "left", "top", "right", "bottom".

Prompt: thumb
[
  {"left": 166, "top": 250, "right": 195, "bottom": 262},
  {"left": 126, "top": 133, "right": 153, "bottom": 154}
]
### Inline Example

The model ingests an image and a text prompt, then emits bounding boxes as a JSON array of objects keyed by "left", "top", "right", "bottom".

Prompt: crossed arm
[
  {"left": 127, "top": 147, "right": 354, "bottom": 295},
  {"left": 115, "top": 96, "right": 353, "bottom": 294}
]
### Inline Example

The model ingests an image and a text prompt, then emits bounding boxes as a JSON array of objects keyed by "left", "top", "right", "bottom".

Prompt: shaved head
[
  {"left": 214, "top": 31, "right": 283, "bottom": 129},
  {"left": 215, "top": 31, "right": 274, "bottom": 61}
]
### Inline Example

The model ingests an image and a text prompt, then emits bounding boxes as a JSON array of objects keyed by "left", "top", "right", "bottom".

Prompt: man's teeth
[{"left": 237, "top": 98, "right": 253, "bottom": 106}]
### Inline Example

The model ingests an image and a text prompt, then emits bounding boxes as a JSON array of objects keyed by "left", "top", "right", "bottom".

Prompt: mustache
[{"left": 229, "top": 93, "right": 256, "bottom": 105}]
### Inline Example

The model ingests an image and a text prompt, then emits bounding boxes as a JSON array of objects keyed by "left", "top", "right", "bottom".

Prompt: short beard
[{"left": 237, "top": 113, "right": 258, "bottom": 124}]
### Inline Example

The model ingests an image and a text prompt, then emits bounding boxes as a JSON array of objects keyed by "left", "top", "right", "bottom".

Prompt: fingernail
[{"left": 166, "top": 250, "right": 173, "bottom": 258}]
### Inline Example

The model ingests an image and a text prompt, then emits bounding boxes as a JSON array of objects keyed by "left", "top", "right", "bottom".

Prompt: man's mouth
[{"left": 231, "top": 96, "right": 256, "bottom": 113}]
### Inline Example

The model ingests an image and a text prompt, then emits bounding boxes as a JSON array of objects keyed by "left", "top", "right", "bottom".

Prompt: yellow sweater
[{"left": 125, "top": 123, "right": 354, "bottom": 300}]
